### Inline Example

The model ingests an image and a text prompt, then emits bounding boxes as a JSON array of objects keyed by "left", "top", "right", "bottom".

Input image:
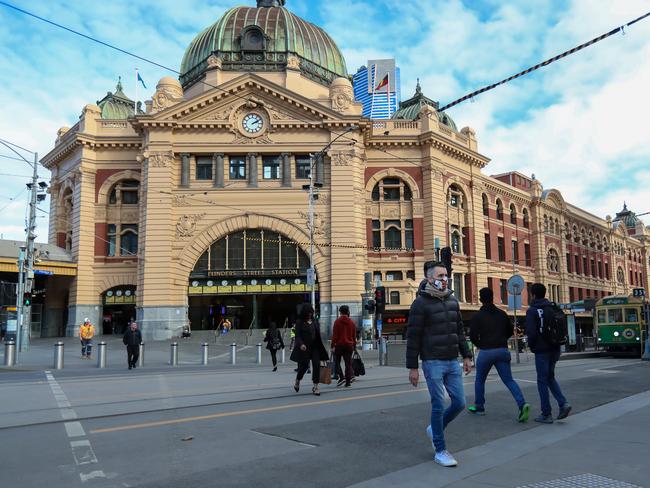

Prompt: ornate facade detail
[
  {"left": 151, "top": 81, "right": 183, "bottom": 113},
  {"left": 148, "top": 152, "right": 174, "bottom": 168},
  {"left": 413, "top": 202, "right": 424, "bottom": 215},
  {"left": 206, "top": 54, "right": 223, "bottom": 69},
  {"left": 286, "top": 54, "right": 300, "bottom": 70},
  {"left": 298, "top": 210, "right": 330, "bottom": 237},
  {"left": 230, "top": 133, "right": 274, "bottom": 145},
  {"left": 175, "top": 213, "right": 206, "bottom": 238},
  {"left": 332, "top": 151, "right": 355, "bottom": 167},
  {"left": 331, "top": 86, "right": 353, "bottom": 113},
  {"left": 172, "top": 195, "right": 192, "bottom": 207},
  {"left": 205, "top": 105, "right": 237, "bottom": 121}
]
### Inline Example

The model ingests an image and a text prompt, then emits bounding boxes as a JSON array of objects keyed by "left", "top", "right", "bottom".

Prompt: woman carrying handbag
[
  {"left": 264, "top": 322, "right": 284, "bottom": 372},
  {"left": 290, "top": 303, "right": 329, "bottom": 396}
]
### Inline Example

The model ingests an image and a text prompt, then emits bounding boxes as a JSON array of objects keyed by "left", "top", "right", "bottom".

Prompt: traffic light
[
  {"left": 375, "top": 286, "right": 386, "bottom": 313},
  {"left": 23, "top": 291, "right": 32, "bottom": 306},
  {"left": 441, "top": 246, "right": 453, "bottom": 277},
  {"left": 365, "top": 299, "right": 376, "bottom": 315}
]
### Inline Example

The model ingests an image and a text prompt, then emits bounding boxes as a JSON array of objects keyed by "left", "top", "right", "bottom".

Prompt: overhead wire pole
[{"left": 21, "top": 150, "right": 40, "bottom": 351}]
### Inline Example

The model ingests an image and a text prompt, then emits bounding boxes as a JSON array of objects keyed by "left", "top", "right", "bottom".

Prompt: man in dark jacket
[
  {"left": 331, "top": 305, "right": 356, "bottom": 387},
  {"left": 123, "top": 321, "right": 142, "bottom": 370},
  {"left": 468, "top": 288, "right": 530, "bottom": 421},
  {"left": 406, "top": 261, "right": 472, "bottom": 467},
  {"left": 525, "top": 283, "right": 571, "bottom": 424}
]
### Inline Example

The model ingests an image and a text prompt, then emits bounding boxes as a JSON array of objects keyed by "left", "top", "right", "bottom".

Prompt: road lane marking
[
  {"left": 70, "top": 440, "right": 98, "bottom": 465},
  {"left": 89, "top": 379, "right": 484, "bottom": 435},
  {"left": 79, "top": 471, "right": 107, "bottom": 483},
  {"left": 586, "top": 368, "right": 621, "bottom": 374},
  {"left": 65, "top": 421, "right": 86, "bottom": 438}
]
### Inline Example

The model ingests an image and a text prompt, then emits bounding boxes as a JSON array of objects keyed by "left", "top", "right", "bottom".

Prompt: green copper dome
[
  {"left": 96, "top": 79, "right": 142, "bottom": 119},
  {"left": 613, "top": 203, "right": 641, "bottom": 229},
  {"left": 391, "top": 81, "right": 457, "bottom": 130},
  {"left": 180, "top": 1, "right": 348, "bottom": 88}
]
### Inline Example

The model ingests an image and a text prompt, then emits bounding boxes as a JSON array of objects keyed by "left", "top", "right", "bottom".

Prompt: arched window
[
  {"left": 448, "top": 184, "right": 465, "bottom": 209},
  {"left": 522, "top": 208, "right": 529, "bottom": 228},
  {"left": 554, "top": 219, "right": 559, "bottom": 235},
  {"left": 509, "top": 204, "right": 517, "bottom": 225},
  {"left": 384, "top": 225, "right": 402, "bottom": 250},
  {"left": 544, "top": 215, "right": 549, "bottom": 232},
  {"left": 371, "top": 178, "right": 413, "bottom": 202},
  {"left": 547, "top": 249, "right": 559, "bottom": 272},
  {"left": 450, "top": 226, "right": 462, "bottom": 254},
  {"left": 496, "top": 199, "right": 504, "bottom": 220},
  {"left": 120, "top": 224, "right": 138, "bottom": 256},
  {"left": 564, "top": 223, "right": 570, "bottom": 240},
  {"left": 617, "top": 266, "right": 625, "bottom": 284},
  {"left": 572, "top": 225, "right": 579, "bottom": 243},
  {"left": 482, "top": 194, "right": 489, "bottom": 216},
  {"left": 109, "top": 179, "right": 139, "bottom": 205}
]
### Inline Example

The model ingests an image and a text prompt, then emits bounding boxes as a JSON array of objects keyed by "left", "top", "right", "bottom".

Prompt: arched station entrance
[
  {"left": 102, "top": 286, "right": 136, "bottom": 335},
  {"left": 188, "top": 229, "right": 318, "bottom": 331}
]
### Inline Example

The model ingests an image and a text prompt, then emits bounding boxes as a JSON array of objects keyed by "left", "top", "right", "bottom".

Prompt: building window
[
  {"left": 617, "top": 266, "right": 624, "bottom": 284},
  {"left": 485, "top": 234, "right": 491, "bottom": 259},
  {"left": 566, "top": 253, "right": 572, "bottom": 273},
  {"left": 295, "top": 156, "right": 311, "bottom": 179},
  {"left": 109, "top": 179, "right": 139, "bottom": 205},
  {"left": 591, "top": 258, "right": 596, "bottom": 277},
  {"left": 371, "top": 185, "right": 380, "bottom": 201},
  {"left": 262, "top": 155, "right": 281, "bottom": 179},
  {"left": 372, "top": 220, "right": 381, "bottom": 249},
  {"left": 500, "top": 279, "right": 507, "bottom": 304},
  {"left": 229, "top": 156, "right": 246, "bottom": 180},
  {"left": 384, "top": 222, "right": 402, "bottom": 250},
  {"left": 453, "top": 273, "right": 463, "bottom": 302},
  {"left": 524, "top": 243, "right": 531, "bottom": 267},
  {"left": 482, "top": 194, "right": 489, "bottom": 216},
  {"left": 405, "top": 220, "right": 414, "bottom": 250},
  {"left": 512, "top": 240, "right": 519, "bottom": 265},
  {"left": 371, "top": 178, "right": 413, "bottom": 202},
  {"left": 382, "top": 178, "right": 401, "bottom": 201},
  {"left": 385, "top": 271, "right": 403, "bottom": 281},
  {"left": 119, "top": 224, "right": 138, "bottom": 256},
  {"left": 497, "top": 237, "right": 505, "bottom": 262},
  {"left": 522, "top": 208, "right": 529, "bottom": 228},
  {"left": 406, "top": 270, "right": 416, "bottom": 280},
  {"left": 597, "top": 261, "right": 603, "bottom": 279},
  {"left": 510, "top": 204, "right": 517, "bottom": 224},
  {"left": 451, "top": 226, "right": 462, "bottom": 254},
  {"left": 196, "top": 156, "right": 213, "bottom": 180},
  {"left": 373, "top": 271, "right": 382, "bottom": 282},
  {"left": 448, "top": 184, "right": 464, "bottom": 209},
  {"left": 582, "top": 256, "right": 588, "bottom": 276},
  {"left": 547, "top": 249, "right": 559, "bottom": 272},
  {"left": 390, "top": 290, "right": 400, "bottom": 305},
  {"left": 107, "top": 224, "right": 116, "bottom": 256},
  {"left": 496, "top": 199, "right": 504, "bottom": 221}
]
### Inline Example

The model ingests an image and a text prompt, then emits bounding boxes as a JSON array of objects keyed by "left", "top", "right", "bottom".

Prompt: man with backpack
[{"left": 525, "top": 283, "right": 571, "bottom": 424}]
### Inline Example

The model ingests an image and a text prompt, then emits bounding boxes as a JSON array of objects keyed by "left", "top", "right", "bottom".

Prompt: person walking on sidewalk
[
  {"left": 406, "top": 261, "right": 473, "bottom": 467},
  {"left": 264, "top": 322, "right": 285, "bottom": 372},
  {"left": 468, "top": 288, "right": 530, "bottom": 422},
  {"left": 123, "top": 321, "right": 142, "bottom": 370},
  {"left": 525, "top": 283, "right": 571, "bottom": 424},
  {"left": 290, "top": 303, "right": 328, "bottom": 396},
  {"left": 331, "top": 305, "right": 356, "bottom": 387},
  {"left": 79, "top": 318, "right": 95, "bottom": 359}
]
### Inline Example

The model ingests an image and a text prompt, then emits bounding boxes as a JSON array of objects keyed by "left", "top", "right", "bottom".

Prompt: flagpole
[
  {"left": 386, "top": 72, "right": 391, "bottom": 118},
  {"left": 134, "top": 68, "right": 138, "bottom": 113},
  {"left": 370, "top": 64, "right": 377, "bottom": 119}
]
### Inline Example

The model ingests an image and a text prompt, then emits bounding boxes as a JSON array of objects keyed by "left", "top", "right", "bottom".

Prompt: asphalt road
[{"left": 0, "top": 357, "right": 648, "bottom": 488}]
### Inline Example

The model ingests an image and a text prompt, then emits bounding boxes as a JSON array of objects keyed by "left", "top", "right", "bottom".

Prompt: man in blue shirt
[{"left": 525, "top": 283, "right": 571, "bottom": 423}]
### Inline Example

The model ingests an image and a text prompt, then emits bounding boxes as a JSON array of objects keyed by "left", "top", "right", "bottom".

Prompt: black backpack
[{"left": 537, "top": 303, "right": 568, "bottom": 346}]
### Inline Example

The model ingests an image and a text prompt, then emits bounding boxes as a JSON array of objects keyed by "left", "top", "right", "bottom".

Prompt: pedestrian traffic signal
[
  {"left": 441, "top": 246, "right": 453, "bottom": 276},
  {"left": 375, "top": 286, "right": 386, "bottom": 313},
  {"left": 23, "top": 291, "right": 32, "bottom": 306},
  {"left": 365, "top": 299, "right": 376, "bottom": 314}
]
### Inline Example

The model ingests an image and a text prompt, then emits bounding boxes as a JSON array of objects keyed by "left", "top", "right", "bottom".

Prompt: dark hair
[
  {"left": 531, "top": 283, "right": 546, "bottom": 299},
  {"left": 299, "top": 303, "right": 314, "bottom": 320},
  {"left": 423, "top": 260, "right": 445, "bottom": 276},
  {"left": 479, "top": 287, "right": 493, "bottom": 304},
  {"left": 339, "top": 305, "right": 350, "bottom": 316}
]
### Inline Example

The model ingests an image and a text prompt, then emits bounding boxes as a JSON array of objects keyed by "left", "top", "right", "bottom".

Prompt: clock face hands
[{"left": 242, "top": 113, "right": 263, "bottom": 133}]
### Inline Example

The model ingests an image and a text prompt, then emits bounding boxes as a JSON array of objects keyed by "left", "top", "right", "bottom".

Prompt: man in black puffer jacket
[{"left": 406, "top": 261, "right": 472, "bottom": 467}]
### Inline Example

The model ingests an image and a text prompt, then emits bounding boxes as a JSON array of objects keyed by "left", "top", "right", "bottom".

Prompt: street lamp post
[{"left": 303, "top": 125, "right": 358, "bottom": 312}]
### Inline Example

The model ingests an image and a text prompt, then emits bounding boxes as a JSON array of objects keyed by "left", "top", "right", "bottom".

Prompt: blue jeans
[
  {"left": 80, "top": 339, "right": 92, "bottom": 357},
  {"left": 474, "top": 348, "right": 526, "bottom": 409},
  {"left": 422, "top": 359, "right": 466, "bottom": 452},
  {"left": 535, "top": 351, "right": 567, "bottom": 415}
]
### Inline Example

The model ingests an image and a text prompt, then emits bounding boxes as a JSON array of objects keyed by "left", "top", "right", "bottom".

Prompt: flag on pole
[
  {"left": 137, "top": 72, "right": 147, "bottom": 89},
  {"left": 375, "top": 73, "right": 389, "bottom": 91}
]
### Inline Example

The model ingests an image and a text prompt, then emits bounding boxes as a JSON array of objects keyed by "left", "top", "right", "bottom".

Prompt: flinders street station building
[{"left": 38, "top": 0, "right": 649, "bottom": 339}]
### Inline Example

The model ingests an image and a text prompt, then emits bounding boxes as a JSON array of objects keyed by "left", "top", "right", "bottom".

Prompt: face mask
[{"left": 426, "top": 268, "right": 448, "bottom": 290}]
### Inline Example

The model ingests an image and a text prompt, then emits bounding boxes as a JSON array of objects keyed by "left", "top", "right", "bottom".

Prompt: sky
[{"left": 0, "top": 0, "right": 649, "bottom": 242}]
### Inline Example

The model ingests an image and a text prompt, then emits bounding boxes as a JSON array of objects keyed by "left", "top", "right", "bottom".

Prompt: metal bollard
[
  {"left": 53, "top": 341, "right": 64, "bottom": 370},
  {"left": 230, "top": 343, "right": 237, "bottom": 365},
  {"left": 281, "top": 347, "right": 285, "bottom": 364},
  {"left": 170, "top": 342, "right": 178, "bottom": 366},
  {"left": 138, "top": 342, "right": 145, "bottom": 368},
  {"left": 256, "top": 343, "right": 262, "bottom": 364},
  {"left": 4, "top": 340, "right": 16, "bottom": 367},
  {"left": 379, "top": 337, "right": 387, "bottom": 366},
  {"left": 201, "top": 342, "right": 209, "bottom": 365},
  {"left": 97, "top": 342, "right": 107, "bottom": 368}
]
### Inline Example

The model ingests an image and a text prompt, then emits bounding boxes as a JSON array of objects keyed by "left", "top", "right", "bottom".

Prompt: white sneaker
[{"left": 434, "top": 450, "right": 458, "bottom": 467}]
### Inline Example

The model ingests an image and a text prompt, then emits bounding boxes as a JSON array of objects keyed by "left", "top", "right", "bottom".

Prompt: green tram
[{"left": 595, "top": 295, "right": 647, "bottom": 352}]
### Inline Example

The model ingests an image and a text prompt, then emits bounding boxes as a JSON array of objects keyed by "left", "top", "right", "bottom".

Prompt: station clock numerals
[{"left": 242, "top": 113, "right": 264, "bottom": 134}]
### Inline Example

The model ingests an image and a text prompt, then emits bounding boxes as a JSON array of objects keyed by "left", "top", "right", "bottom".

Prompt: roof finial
[
  {"left": 623, "top": 201, "right": 628, "bottom": 211},
  {"left": 415, "top": 78, "right": 422, "bottom": 95},
  {"left": 257, "top": 0, "right": 285, "bottom": 7},
  {"left": 116, "top": 76, "right": 123, "bottom": 93}
]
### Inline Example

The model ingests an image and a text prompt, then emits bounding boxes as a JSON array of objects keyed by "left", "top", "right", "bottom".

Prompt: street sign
[
  {"left": 507, "top": 294, "right": 522, "bottom": 311},
  {"left": 306, "top": 267, "right": 315, "bottom": 286},
  {"left": 507, "top": 274, "right": 525, "bottom": 296},
  {"left": 34, "top": 270, "right": 53, "bottom": 276},
  {"left": 376, "top": 318, "right": 382, "bottom": 335}
]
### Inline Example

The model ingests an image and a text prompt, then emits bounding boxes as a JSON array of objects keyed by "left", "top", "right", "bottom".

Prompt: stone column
[
  {"left": 213, "top": 153, "right": 224, "bottom": 188},
  {"left": 180, "top": 153, "right": 190, "bottom": 187},
  {"left": 248, "top": 153, "right": 258, "bottom": 188},
  {"left": 281, "top": 153, "right": 291, "bottom": 187}
]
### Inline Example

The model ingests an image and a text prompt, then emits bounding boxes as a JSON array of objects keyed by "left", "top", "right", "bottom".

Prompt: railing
[{"left": 245, "top": 314, "right": 256, "bottom": 345}]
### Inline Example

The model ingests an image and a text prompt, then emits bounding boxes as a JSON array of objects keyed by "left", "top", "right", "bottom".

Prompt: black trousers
[
  {"left": 296, "top": 348, "right": 319, "bottom": 384},
  {"left": 127, "top": 345, "right": 139, "bottom": 367},
  {"left": 269, "top": 348, "right": 278, "bottom": 367},
  {"left": 334, "top": 344, "right": 354, "bottom": 385}
]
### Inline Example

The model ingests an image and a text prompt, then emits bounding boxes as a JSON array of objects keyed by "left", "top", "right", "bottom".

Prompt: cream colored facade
[{"left": 41, "top": 2, "right": 650, "bottom": 339}]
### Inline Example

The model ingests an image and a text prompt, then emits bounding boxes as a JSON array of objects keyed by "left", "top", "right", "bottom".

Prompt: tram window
[
  {"left": 625, "top": 309, "right": 638, "bottom": 323},
  {"left": 608, "top": 308, "right": 623, "bottom": 324},
  {"left": 597, "top": 310, "right": 606, "bottom": 324}
]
